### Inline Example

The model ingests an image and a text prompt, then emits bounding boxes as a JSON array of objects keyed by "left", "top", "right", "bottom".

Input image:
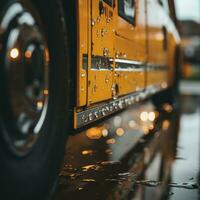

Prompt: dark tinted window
[
  {"left": 103, "top": 0, "right": 112, "bottom": 6},
  {"left": 118, "top": 0, "right": 135, "bottom": 24}
]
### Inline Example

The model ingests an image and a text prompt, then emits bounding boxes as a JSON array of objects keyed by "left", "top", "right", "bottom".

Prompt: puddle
[
  {"left": 56, "top": 95, "right": 200, "bottom": 200},
  {"left": 135, "top": 180, "right": 199, "bottom": 190},
  {"left": 169, "top": 182, "right": 199, "bottom": 189}
]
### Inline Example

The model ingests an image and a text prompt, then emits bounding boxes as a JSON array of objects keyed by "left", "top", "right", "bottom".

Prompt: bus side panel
[
  {"left": 77, "top": 0, "right": 88, "bottom": 107},
  {"left": 87, "top": 0, "right": 114, "bottom": 104},
  {"left": 114, "top": 0, "right": 146, "bottom": 96}
]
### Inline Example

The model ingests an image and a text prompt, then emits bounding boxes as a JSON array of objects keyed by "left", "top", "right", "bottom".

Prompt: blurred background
[{"left": 175, "top": 0, "right": 200, "bottom": 80}]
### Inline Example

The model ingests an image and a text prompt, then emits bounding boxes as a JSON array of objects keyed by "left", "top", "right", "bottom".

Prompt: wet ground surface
[{"left": 55, "top": 82, "right": 200, "bottom": 200}]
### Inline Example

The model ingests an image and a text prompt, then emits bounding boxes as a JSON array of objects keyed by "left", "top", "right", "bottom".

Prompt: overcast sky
[{"left": 175, "top": 0, "right": 200, "bottom": 22}]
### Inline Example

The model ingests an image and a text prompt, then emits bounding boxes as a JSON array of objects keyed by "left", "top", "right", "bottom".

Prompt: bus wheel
[{"left": 0, "top": 0, "right": 69, "bottom": 199}]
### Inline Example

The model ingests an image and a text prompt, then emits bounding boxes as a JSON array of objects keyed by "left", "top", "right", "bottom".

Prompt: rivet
[
  {"left": 89, "top": 113, "right": 94, "bottom": 121},
  {"left": 91, "top": 19, "right": 95, "bottom": 26},
  {"left": 105, "top": 77, "right": 109, "bottom": 83},
  {"left": 81, "top": 73, "right": 85, "bottom": 78},
  {"left": 103, "top": 48, "right": 109, "bottom": 57}
]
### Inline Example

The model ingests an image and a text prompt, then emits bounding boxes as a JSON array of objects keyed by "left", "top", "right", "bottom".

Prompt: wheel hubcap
[{"left": 0, "top": 2, "right": 49, "bottom": 155}]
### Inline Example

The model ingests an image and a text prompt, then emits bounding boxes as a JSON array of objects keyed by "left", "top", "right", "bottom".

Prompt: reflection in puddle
[
  {"left": 81, "top": 164, "right": 100, "bottom": 172},
  {"left": 136, "top": 180, "right": 199, "bottom": 190},
  {"left": 106, "top": 138, "right": 116, "bottom": 144},
  {"left": 81, "top": 150, "right": 95, "bottom": 156},
  {"left": 56, "top": 95, "right": 200, "bottom": 200},
  {"left": 100, "top": 160, "right": 121, "bottom": 166},
  {"left": 81, "top": 179, "right": 96, "bottom": 183}
]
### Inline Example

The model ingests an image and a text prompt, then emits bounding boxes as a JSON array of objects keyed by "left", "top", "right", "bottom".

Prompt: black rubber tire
[
  {"left": 0, "top": 0, "right": 69, "bottom": 199},
  {"left": 152, "top": 47, "right": 181, "bottom": 108}
]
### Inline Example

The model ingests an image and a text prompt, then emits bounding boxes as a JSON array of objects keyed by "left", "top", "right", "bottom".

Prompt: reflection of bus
[{"left": 0, "top": 0, "right": 181, "bottom": 199}]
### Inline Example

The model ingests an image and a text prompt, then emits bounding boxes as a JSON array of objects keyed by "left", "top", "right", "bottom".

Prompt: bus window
[
  {"left": 103, "top": 0, "right": 112, "bottom": 6},
  {"left": 118, "top": 0, "right": 135, "bottom": 24}
]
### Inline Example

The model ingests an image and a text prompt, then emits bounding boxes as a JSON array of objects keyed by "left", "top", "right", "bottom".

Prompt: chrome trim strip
[
  {"left": 75, "top": 84, "right": 163, "bottom": 129},
  {"left": 90, "top": 68, "right": 113, "bottom": 71},
  {"left": 147, "top": 64, "right": 168, "bottom": 72},
  {"left": 113, "top": 58, "right": 145, "bottom": 71},
  {"left": 91, "top": 56, "right": 113, "bottom": 70},
  {"left": 110, "top": 58, "right": 143, "bottom": 66},
  {"left": 115, "top": 68, "right": 144, "bottom": 72}
]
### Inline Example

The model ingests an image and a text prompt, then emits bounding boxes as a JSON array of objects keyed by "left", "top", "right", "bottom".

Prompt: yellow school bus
[{"left": 0, "top": 0, "right": 181, "bottom": 199}]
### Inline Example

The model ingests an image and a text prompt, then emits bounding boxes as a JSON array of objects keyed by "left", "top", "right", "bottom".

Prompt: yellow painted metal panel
[
  {"left": 76, "top": 0, "right": 180, "bottom": 110},
  {"left": 77, "top": 0, "right": 88, "bottom": 106}
]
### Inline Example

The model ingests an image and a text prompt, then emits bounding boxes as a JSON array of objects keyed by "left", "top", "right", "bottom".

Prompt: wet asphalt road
[{"left": 55, "top": 81, "right": 200, "bottom": 200}]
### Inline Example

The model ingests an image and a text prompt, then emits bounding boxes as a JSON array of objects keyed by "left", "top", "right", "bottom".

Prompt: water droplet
[{"left": 81, "top": 179, "right": 96, "bottom": 183}]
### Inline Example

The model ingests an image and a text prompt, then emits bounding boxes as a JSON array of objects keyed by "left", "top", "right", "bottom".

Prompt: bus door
[
  {"left": 113, "top": 0, "right": 146, "bottom": 96},
  {"left": 87, "top": 0, "right": 115, "bottom": 105}
]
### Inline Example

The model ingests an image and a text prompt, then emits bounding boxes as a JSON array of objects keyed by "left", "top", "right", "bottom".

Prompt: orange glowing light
[
  {"left": 9, "top": 48, "right": 19, "bottom": 59},
  {"left": 86, "top": 127, "right": 102, "bottom": 139},
  {"left": 102, "top": 128, "right": 108, "bottom": 137},
  {"left": 162, "top": 120, "right": 170, "bottom": 130},
  {"left": 45, "top": 48, "right": 50, "bottom": 62},
  {"left": 25, "top": 50, "right": 32, "bottom": 58},
  {"left": 163, "top": 103, "right": 173, "bottom": 113},
  {"left": 37, "top": 101, "right": 43, "bottom": 110},
  {"left": 140, "top": 111, "right": 148, "bottom": 122},
  {"left": 148, "top": 112, "right": 156, "bottom": 122},
  {"left": 142, "top": 125, "right": 149, "bottom": 134},
  {"left": 161, "top": 82, "right": 168, "bottom": 89},
  {"left": 149, "top": 124, "right": 154, "bottom": 130},
  {"left": 116, "top": 128, "right": 125, "bottom": 136},
  {"left": 106, "top": 138, "right": 116, "bottom": 144},
  {"left": 113, "top": 116, "right": 122, "bottom": 127},
  {"left": 43, "top": 89, "right": 49, "bottom": 95},
  {"left": 81, "top": 150, "right": 94, "bottom": 155},
  {"left": 128, "top": 120, "right": 136, "bottom": 128}
]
